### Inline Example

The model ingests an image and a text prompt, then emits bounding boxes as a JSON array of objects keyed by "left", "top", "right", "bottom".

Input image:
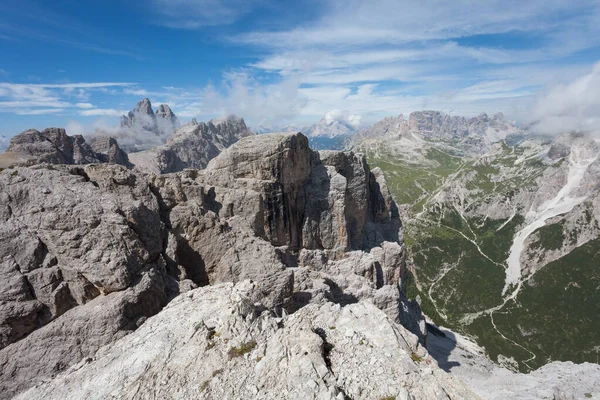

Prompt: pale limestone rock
[{"left": 15, "top": 282, "right": 477, "bottom": 400}]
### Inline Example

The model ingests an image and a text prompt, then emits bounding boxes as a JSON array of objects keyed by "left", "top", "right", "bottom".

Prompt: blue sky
[{"left": 1, "top": 0, "right": 600, "bottom": 144}]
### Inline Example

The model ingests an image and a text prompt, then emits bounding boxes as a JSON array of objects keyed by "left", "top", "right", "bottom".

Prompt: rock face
[
  {"left": 129, "top": 115, "right": 253, "bottom": 174},
  {"left": 357, "top": 110, "right": 521, "bottom": 153},
  {"left": 1, "top": 128, "right": 130, "bottom": 167},
  {"left": 120, "top": 98, "right": 180, "bottom": 136},
  {"left": 305, "top": 117, "right": 358, "bottom": 138},
  {"left": 0, "top": 164, "right": 167, "bottom": 397},
  {"left": 0, "top": 132, "right": 424, "bottom": 399},
  {"left": 15, "top": 282, "right": 477, "bottom": 400},
  {"left": 408, "top": 111, "right": 517, "bottom": 145},
  {"left": 87, "top": 136, "right": 131, "bottom": 166}
]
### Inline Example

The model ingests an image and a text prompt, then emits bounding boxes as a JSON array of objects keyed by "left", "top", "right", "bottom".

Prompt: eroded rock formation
[
  {"left": 1, "top": 128, "right": 130, "bottom": 167},
  {"left": 0, "top": 132, "right": 424, "bottom": 399}
]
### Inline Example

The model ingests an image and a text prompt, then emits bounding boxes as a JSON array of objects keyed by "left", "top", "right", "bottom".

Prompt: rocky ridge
[
  {"left": 120, "top": 98, "right": 180, "bottom": 136},
  {"left": 0, "top": 128, "right": 130, "bottom": 168},
  {"left": 128, "top": 114, "right": 253, "bottom": 174},
  {"left": 356, "top": 110, "right": 521, "bottom": 154},
  {"left": 0, "top": 132, "right": 432, "bottom": 399},
  {"left": 15, "top": 281, "right": 476, "bottom": 400}
]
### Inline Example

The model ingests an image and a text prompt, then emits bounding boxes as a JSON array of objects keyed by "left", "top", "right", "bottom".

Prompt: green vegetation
[
  {"left": 364, "top": 146, "right": 463, "bottom": 208},
  {"left": 410, "top": 352, "right": 424, "bottom": 362},
  {"left": 227, "top": 340, "right": 257, "bottom": 359},
  {"left": 10, "top": 170, "right": 18, "bottom": 176},
  {"left": 200, "top": 381, "right": 209, "bottom": 392},
  {"left": 366, "top": 138, "right": 600, "bottom": 372},
  {"left": 493, "top": 238, "right": 600, "bottom": 369},
  {"left": 531, "top": 222, "right": 565, "bottom": 251}
]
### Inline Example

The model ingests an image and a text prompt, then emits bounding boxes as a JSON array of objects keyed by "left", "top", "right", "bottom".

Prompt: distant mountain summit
[
  {"left": 120, "top": 98, "right": 180, "bottom": 137},
  {"left": 128, "top": 114, "right": 253, "bottom": 174},
  {"left": 304, "top": 117, "right": 358, "bottom": 138},
  {"left": 358, "top": 110, "right": 521, "bottom": 154}
]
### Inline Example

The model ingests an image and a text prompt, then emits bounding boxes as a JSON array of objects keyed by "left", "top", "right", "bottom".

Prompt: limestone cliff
[{"left": 0, "top": 132, "right": 426, "bottom": 399}]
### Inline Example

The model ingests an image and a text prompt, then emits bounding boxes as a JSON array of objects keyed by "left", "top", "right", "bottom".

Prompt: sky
[{"left": 1, "top": 0, "right": 600, "bottom": 146}]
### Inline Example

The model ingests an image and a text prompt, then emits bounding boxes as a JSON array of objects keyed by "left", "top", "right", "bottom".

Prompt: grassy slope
[{"left": 365, "top": 141, "right": 600, "bottom": 371}]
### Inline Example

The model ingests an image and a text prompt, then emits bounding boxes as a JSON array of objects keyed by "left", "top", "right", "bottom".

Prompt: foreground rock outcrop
[
  {"left": 0, "top": 132, "right": 425, "bottom": 398},
  {"left": 16, "top": 282, "right": 476, "bottom": 400}
]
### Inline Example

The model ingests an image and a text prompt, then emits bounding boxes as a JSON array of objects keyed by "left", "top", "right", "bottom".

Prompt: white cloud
[
  {"left": 65, "top": 120, "right": 86, "bottom": 136},
  {"left": 235, "top": 1, "right": 597, "bottom": 48},
  {"left": 208, "top": 0, "right": 600, "bottom": 126},
  {"left": 193, "top": 71, "right": 306, "bottom": 125},
  {"left": 347, "top": 114, "right": 362, "bottom": 128},
  {"left": 0, "top": 134, "right": 9, "bottom": 152},
  {"left": 528, "top": 62, "right": 600, "bottom": 135},
  {"left": 14, "top": 108, "right": 65, "bottom": 115},
  {"left": 149, "top": 0, "right": 261, "bottom": 28},
  {"left": 0, "top": 82, "right": 134, "bottom": 116},
  {"left": 322, "top": 109, "right": 363, "bottom": 128},
  {"left": 79, "top": 108, "right": 127, "bottom": 117}
]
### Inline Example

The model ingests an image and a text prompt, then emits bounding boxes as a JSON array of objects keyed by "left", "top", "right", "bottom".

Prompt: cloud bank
[{"left": 529, "top": 63, "right": 600, "bottom": 136}]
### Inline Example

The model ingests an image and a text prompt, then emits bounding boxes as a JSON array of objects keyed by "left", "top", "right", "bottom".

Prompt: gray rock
[
  {"left": 15, "top": 282, "right": 477, "bottom": 400},
  {"left": 0, "top": 132, "right": 422, "bottom": 398},
  {"left": 119, "top": 99, "right": 180, "bottom": 140},
  {"left": 1, "top": 128, "right": 129, "bottom": 167},
  {"left": 87, "top": 136, "right": 131, "bottom": 166},
  {"left": 129, "top": 115, "right": 253, "bottom": 174}
]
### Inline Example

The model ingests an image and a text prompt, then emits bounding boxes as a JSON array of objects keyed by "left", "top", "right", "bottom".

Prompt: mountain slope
[
  {"left": 0, "top": 132, "right": 425, "bottom": 398},
  {"left": 128, "top": 115, "right": 253, "bottom": 174},
  {"left": 356, "top": 112, "right": 600, "bottom": 371}
]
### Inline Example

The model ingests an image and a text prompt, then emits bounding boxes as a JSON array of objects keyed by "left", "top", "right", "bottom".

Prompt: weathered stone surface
[
  {"left": 120, "top": 99, "right": 180, "bottom": 138},
  {"left": 1, "top": 128, "right": 129, "bottom": 167},
  {"left": 0, "top": 132, "right": 421, "bottom": 399},
  {"left": 129, "top": 115, "right": 252, "bottom": 174},
  {"left": 0, "top": 164, "right": 164, "bottom": 354},
  {"left": 356, "top": 110, "right": 520, "bottom": 154},
  {"left": 15, "top": 282, "right": 477, "bottom": 400},
  {"left": 0, "top": 268, "right": 166, "bottom": 397},
  {"left": 87, "top": 136, "right": 131, "bottom": 166}
]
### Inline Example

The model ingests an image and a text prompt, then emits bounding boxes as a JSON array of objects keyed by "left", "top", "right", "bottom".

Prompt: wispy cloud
[
  {"left": 148, "top": 0, "right": 264, "bottom": 28},
  {"left": 79, "top": 108, "right": 128, "bottom": 117},
  {"left": 0, "top": 82, "right": 135, "bottom": 116},
  {"left": 15, "top": 108, "right": 65, "bottom": 115},
  {"left": 210, "top": 0, "right": 600, "bottom": 126}
]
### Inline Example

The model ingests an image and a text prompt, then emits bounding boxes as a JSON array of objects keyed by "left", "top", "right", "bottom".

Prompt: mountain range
[
  {"left": 0, "top": 101, "right": 598, "bottom": 399},
  {"left": 356, "top": 112, "right": 600, "bottom": 373}
]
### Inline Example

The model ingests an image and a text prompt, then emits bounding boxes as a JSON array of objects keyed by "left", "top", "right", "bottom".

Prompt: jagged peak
[{"left": 209, "top": 114, "right": 246, "bottom": 126}]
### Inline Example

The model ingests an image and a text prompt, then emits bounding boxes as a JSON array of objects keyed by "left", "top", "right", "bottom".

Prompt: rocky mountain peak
[
  {"left": 127, "top": 114, "right": 253, "bottom": 174},
  {"left": 0, "top": 131, "right": 435, "bottom": 399},
  {"left": 155, "top": 104, "right": 174, "bottom": 118},
  {"left": 134, "top": 98, "right": 154, "bottom": 116},
  {"left": 119, "top": 99, "right": 179, "bottom": 137},
  {"left": 1, "top": 128, "right": 129, "bottom": 167}
]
